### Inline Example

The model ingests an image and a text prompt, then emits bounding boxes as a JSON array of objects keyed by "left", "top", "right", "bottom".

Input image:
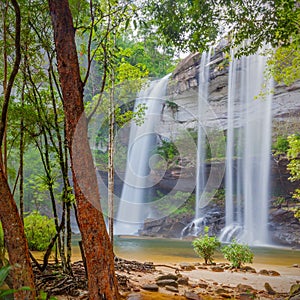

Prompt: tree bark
[
  {"left": 0, "top": 0, "right": 36, "bottom": 298},
  {"left": 0, "top": 152, "right": 36, "bottom": 299},
  {"left": 48, "top": 1, "right": 119, "bottom": 299}
]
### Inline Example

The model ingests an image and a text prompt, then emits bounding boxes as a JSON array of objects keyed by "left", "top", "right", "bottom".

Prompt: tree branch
[{"left": 0, "top": 0, "right": 21, "bottom": 148}]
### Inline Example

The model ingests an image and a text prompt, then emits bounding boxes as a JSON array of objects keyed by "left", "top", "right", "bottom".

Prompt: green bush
[
  {"left": 192, "top": 227, "right": 221, "bottom": 264},
  {"left": 24, "top": 211, "right": 56, "bottom": 251},
  {"left": 221, "top": 240, "right": 254, "bottom": 268},
  {"left": 272, "top": 135, "right": 289, "bottom": 154},
  {"left": 155, "top": 140, "right": 179, "bottom": 164}
]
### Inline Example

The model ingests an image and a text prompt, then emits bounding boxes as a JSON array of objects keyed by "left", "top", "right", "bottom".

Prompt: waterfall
[
  {"left": 115, "top": 75, "right": 170, "bottom": 235},
  {"left": 220, "top": 49, "right": 273, "bottom": 245},
  {"left": 181, "top": 51, "right": 211, "bottom": 236},
  {"left": 195, "top": 50, "right": 211, "bottom": 218}
]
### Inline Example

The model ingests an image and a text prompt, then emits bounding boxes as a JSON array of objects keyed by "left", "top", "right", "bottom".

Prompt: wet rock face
[
  {"left": 269, "top": 209, "right": 300, "bottom": 248},
  {"left": 165, "top": 50, "right": 300, "bottom": 135}
]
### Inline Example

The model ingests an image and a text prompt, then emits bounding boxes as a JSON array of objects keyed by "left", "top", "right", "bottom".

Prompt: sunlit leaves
[
  {"left": 287, "top": 134, "right": 300, "bottom": 218},
  {"left": 143, "top": 0, "right": 300, "bottom": 56},
  {"left": 268, "top": 44, "right": 300, "bottom": 86}
]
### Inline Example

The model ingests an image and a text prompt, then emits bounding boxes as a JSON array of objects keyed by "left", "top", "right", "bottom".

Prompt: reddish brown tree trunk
[
  {"left": 47, "top": 1, "right": 119, "bottom": 299},
  {"left": 0, "top": 0, "right": 36, "bottom": 298},
  {"left": 0, "top": 152, "right": 36, "bottom": 299}
]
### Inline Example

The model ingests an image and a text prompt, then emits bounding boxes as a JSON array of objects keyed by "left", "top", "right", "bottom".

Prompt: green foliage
[
  {"left": 0, "top": 265, "right": 32, "bottom": 298},
  {"left": 153, "top": 191, "right": 195, "bottom": 217},
  {"left": 155, "top": 140, "right": 179, "bottom": 165},
  {"left": 24, "top": 211, "right": 56, "bottom": 251},
  {"left": 118, "top": 34, "right": 177, "bottom": 78},
  {"left": 0, "top": 265, "right": 10, "bottom": 287},
  {"left": 0, "top": 265, "right": 15, "bottom": 298},
  {"left": 272, "top": 135, "right": 289, "bottom": 154},
  {"left": 37, "top": 291, "right": 57, "bottom": 300},
  {"left": 0, "top": 222, "right": 3, "bottom": 248},
  {"left": 115, "top": 103, "right": 147, "bottom": 128},
  {"left": 204, "top": 188, "right": 226, "bottom": 206},
  {"left": 166, "top": 100, "right": 179, "bottom": 113},
  {"left": 144, "top": 0, "right": 300, "bottom": 56},
  {"left": 221, "top": 240, "right": 254, "bottom": 268},
  {"left": 287, "top": 134, "right": 300, "bottom": 217},
  {"left": 192, "top": 227, "right": 221, "bottom": 264},
  {"left": 272, "top": 196, "right": 285, "bottom": 208},
  {"left": 268, "top": 44, "right": 300, "bottom": 86},
  {"left": 206, "top": 129, "right": 226, "bottom": 160},
  {"left": 0, "top": 222, "right": 5, "bottom": 266}
]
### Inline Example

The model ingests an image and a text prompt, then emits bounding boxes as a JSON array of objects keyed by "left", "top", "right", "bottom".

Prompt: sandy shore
[{"left": 118, "top": 261, "right": 300, "bottom": 299}]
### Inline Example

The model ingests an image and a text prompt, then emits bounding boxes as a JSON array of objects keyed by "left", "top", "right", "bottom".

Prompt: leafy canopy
[{"left": 143, "top": 0, "right": 300, "bottom": 56}]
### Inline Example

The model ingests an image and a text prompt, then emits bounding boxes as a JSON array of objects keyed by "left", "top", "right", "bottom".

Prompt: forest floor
[{"left": 34, "top": 258, "right": 300, "bottom": 300}]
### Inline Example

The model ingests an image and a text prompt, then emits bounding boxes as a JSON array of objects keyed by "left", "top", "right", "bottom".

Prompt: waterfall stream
[
  {"left": 115, "top": 75, "right": 170, "bottom": 235},
  {"left": 220, "top": 50, "right": 273, "bottom": 245}
]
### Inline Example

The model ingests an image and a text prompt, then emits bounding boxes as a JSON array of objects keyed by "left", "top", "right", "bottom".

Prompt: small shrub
[
  {"left": 272, "top": 135, "right": 289, "bottom": 154},
  {"left": 221, "top": 240, "right": 254, "bottom": 268},
  {"left": 192, "top": 227, "right": 221, "bottom": 264},
  {"left": 24, "top": 211, "right": 56, "bottom": 251}
]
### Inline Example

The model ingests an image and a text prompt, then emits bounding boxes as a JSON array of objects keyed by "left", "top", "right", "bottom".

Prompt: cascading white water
[
  {"left": 195, "top": 50, "right": 211, "bottom": 219},
  {"left": 115, "top": 75, "right": 170, "bottom": 235},
  {"left": 181, "top": 51, "right": 211, "bottom": 236},
  {"left": 220, "top": 49, "right": 273, "bottom": 245}
]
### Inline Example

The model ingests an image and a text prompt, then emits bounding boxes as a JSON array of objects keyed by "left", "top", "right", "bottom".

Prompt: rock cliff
[{"left": 139, "top": 50, "right": 300, "bottom": 247}]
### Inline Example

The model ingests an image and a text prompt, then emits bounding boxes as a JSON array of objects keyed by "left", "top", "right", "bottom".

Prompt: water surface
[{"left": 71, "top": 236, "right": 300, "bottom": 267}]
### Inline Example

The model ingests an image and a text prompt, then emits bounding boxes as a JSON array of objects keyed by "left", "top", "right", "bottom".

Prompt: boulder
[
  {"left": 239, "top": 293, "right": 256, "bottom": 300},
  {"left": 140, "top": 284, "right": 159, "bottom": 292},
  {"left": 156, "top": 279, "right": 178, "bottom": 288},
  {"left": 165, "top": 285, "right": 179, "bottom": 293},
  {"left": 184, "top": 291, "right": 202, "bottom": 300},
  {"left": 268, "top": 270, "right": 280, "bottom": 276},
  {"left": 180, "top": 262, "right": 196, "bottom": 271},
  {"left": 178, "top": 276, "right": 189, "bottom": 285},
  {"left": 264, "top": 282, "right": 276, "bottom": 295},
  {"left": 258, "top": 269, "right": 270, "bottom": 276},
  {"left": 156, "top": 274, "right": 179, "bottom": 281},
  {"left": 237, "top": 284, "right": 255, "bottom": 293},
  {"left": 211, "top": 266, "right": 224, "bottom": 272}
]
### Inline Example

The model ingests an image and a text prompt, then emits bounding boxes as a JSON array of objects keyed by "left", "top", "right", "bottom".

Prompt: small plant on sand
[
  {"left": 221, "top": 239, "right": 254, "bottom": 268},
  {"left": 192, "top": 227, "right": 221, "bottom": 264}
]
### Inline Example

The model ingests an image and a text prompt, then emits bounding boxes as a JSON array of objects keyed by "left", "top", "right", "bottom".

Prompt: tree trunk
[
  {"left": 0, "top": 152, "right": 36, "bottom": 299},
  {"left": 19, "top": 84, "right": 25, "bottom": 222},
  {"left": 48, "top": 1, "right": 119, "bottom": 299},
  {"left": 0, "top": 0, "right": 36, "bottom": 298},
  {"left": 108, "top": 69, "right": 115, "bottom": 244}
]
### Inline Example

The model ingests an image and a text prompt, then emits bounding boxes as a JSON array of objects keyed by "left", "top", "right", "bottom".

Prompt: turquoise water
[
  {"left": 70, "top": 235, "right": 300, "bottom": 266},
  {"left": 111, "top": 236, "right": 300, "bottom": 266}
]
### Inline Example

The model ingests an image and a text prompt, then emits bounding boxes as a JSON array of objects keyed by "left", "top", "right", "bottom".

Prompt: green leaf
[{"left": 0, "top": 265, "right": 11, "bottom": 286}]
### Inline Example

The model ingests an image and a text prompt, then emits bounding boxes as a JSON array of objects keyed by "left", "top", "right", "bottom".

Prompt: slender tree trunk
[
  {"left": 108, "top": 70, "right": 115, "bottom": 244},
  {"left": 2, "top": 1, "right": 8, "bottom": 177},
  {"left": 19, "top": 84, "right": 25, "bottom": 222},
  {"left": 48, "top": 1, "right": 119, "bottom": 299}
]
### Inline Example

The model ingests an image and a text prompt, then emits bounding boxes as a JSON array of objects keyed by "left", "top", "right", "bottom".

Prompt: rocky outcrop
[
  {"left": 269, "top": 209, "right": 300, "bottom": 248},
  {"left": 164, "top": 50, "right": 300, "bottom": 135}
]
